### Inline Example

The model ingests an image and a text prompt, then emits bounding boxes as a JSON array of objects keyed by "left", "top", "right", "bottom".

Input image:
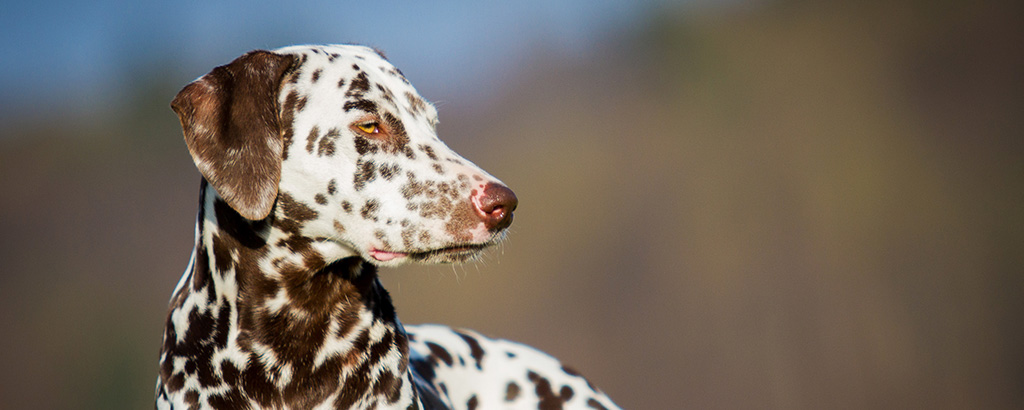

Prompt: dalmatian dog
[{"left": 156, "top": 44, "right": 620, "bottom": 410}]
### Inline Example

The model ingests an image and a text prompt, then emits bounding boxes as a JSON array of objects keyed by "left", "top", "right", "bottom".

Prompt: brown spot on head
[
  {"left": 437, "top": 182, "right": 457, "bottom": 200},
  {"left": 373, "top": 230, "right": 391, "bottom": 249},
  {"left": 305, "top": 126, "right": 319, "bottom": 154},
  {"left": 360, "top": 199, "right": 380, "bottom": 221},
  {"left": 347, "top": 72, "right": 370, "bottom": 96},
  {"left": 405, "top": 91, "right": 427, "bottom": 114},
  {"left": 379, "top": 163, "right": 400, "bottom": 180},
  {"left": 353, "top": 135, "right": 380, "bottom": 156},
  {"left": 419, "top": 197, "right": 450, "bottom": 220},
  {"left": 280, "top": 91, "right": 300, "bottom": 160},
  {"left": 353, "top": 159, "right": 377, "bottom": 191},
  {"left": 376, "top": 84, "right": 395, "bottom": 103},
  {"left": 380, "top": 112, "right": 409, "bottom": 154},
  {"left": 317, "top": 128, "right": 339, "bottom": 156},
  {"left": 419, "top": 144, "right": 438, "bottom": 161},
  {"left": 391, "top": 67, "right": 408, "bottom": 82},
  {"left": 445, "top": 199, "right": 479, "bottom": 242},
  {"left": 288, "top": 68, "right": 302, "bottom": 84},
  {"left": 343, "top": 98, "right": 378, "bottom": 113},
  {"left": 401, "top": 228, "right": 414, "bottom": 248},
  {"left": 400, "top": 172, "right": 425, "bottom": 200}
]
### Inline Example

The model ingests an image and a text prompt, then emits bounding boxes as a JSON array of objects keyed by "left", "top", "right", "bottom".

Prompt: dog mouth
[{"left": 369, "top": 243, "right": 491, "bottom": 263}]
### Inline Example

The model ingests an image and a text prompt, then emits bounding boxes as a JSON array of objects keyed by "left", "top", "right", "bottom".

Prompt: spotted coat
[{"left": 156, "top": 44, "right": 619, "bottom": 410}]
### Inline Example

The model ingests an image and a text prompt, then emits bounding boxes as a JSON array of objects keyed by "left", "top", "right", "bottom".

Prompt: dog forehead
[
  {"left": 280, "top": 47, "right": 415, "bottom": 95},
  {"left": 276, "top": 45, "right": 439, "bottom": 125},
  {"left": 276, "top": 44, "right": 383, "bottom": 65}
]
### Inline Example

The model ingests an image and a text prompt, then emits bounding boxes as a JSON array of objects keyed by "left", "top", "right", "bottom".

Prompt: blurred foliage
[{"left": 1, "top": 1, "right": 1022, "bottom": 408}]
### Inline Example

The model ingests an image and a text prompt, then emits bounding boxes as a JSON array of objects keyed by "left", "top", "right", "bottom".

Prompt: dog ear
[{"left": 172, "top": 50, "right": 296, "bottom": 220}]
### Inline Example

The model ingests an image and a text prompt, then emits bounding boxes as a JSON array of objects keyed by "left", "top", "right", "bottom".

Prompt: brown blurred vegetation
[{"left": 1, "top": 1, "right": 1022, "bottom": 408}]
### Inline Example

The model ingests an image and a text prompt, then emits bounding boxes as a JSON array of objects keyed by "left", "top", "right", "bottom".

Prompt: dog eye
[{"left": 355, "top": 122, "right": 380, "bottom": 135}]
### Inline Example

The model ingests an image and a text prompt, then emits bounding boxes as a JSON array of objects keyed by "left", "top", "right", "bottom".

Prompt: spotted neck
[{"left": 159, "top": 180, "right": 426, "bottom": 409}]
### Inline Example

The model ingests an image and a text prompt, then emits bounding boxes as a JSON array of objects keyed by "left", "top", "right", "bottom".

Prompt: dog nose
[{"left": 474, "top": 183, "right": 518, "bottom": 231}]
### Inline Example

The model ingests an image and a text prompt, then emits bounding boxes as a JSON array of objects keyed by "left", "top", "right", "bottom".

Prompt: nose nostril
[
  {"left": 476, "top": 183, "right": 518, "bottom": 231},
  {"left": 487, "top": 205, "right": 507, "bottom": 221}
]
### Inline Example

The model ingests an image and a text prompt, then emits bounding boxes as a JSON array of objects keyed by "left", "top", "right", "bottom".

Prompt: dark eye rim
[{"left": 350, "top": 117, "right": 385, "bottom": 136}]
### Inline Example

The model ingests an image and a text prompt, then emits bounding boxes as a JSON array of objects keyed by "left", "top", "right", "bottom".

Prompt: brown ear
[{"left": 172, "top": 50, "right": 296, "bottom": 220}]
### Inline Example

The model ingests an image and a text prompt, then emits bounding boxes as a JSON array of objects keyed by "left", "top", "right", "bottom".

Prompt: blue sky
[{"left": 1, "top": 0, "right": 684, "bottom": 120}]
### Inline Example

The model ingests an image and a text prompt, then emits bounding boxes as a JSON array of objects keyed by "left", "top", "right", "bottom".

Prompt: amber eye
[{"left": 355, "top": 122, "right": 380, "bottom": 135}]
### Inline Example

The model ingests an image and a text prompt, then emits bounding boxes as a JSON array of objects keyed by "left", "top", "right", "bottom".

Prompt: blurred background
[{"left": 1, "top": 0, "right": 1022, "bottom": 408}]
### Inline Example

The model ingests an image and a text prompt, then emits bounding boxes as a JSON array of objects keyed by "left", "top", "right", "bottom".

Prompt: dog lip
[
  {"left": 370, "top": 242, "right": 492, "bottom": 262},
  {"left": 412, "top": 243, "right": 489, "bottom": 257},
  {"left": 369, "top": 249, "right": 406, "bottom": 262}
]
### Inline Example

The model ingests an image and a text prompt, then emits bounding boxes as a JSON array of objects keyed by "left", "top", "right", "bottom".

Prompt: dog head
[{"left": 172, "top": 45, "right": 516, "bottom": 266}]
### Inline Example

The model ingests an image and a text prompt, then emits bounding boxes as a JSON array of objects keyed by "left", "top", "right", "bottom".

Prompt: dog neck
[{"left": 159, "top": 180, "right": 427, "bottom": 409}]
